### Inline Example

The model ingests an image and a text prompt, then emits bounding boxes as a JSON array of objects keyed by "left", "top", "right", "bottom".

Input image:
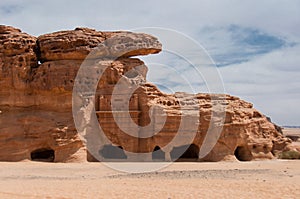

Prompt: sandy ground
[
  {"left": 0, "top": 160, "right": 299, "bottom": 199},
  {"left": 283, "top": 128, "right": 300, "bottom": 134},
  {"left": 283, "top": 128, "right": 300, "bottom": 146},
  {"left": 283, "top": 127, "right": 300, "bottom": 138}
]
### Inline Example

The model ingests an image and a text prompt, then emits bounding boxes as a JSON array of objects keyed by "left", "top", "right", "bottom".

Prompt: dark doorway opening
[
  {"left": 171, "top": 144, "right": 199, "bottom": 161},
  {"left": 234, "top": 146, "right": 252, "bottom": 161},
  {"left": 152, "top": 146, "right": 165, "bottom": 161},
  {"left": 31, "top": 148, "right": 55, "bottom": 162},
  {"left": 99, "top": 145, "right": 127, "bottom": 159}
]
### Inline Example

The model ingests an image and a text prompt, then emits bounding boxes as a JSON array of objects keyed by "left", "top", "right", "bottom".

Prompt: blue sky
[{"left": 0, "top": 0, "right": 299, "bottom": 125}]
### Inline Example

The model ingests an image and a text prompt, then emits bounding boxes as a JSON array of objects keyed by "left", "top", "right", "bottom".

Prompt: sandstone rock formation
[{"left": 0, "top": 25, "right": 295, "bottom": 162}]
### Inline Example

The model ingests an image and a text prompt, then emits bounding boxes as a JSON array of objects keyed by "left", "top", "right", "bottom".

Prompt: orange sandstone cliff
[{"left": 0, "top": 25, "right": 293, "bottom": 162}]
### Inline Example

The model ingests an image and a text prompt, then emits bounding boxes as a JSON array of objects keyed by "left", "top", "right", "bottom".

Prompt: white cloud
[
  {"left": 219, "top": 44, "right": 300, "bottom": 125},
  {"left": 1, "top": 0, "right": 299, "bottom": 39}
]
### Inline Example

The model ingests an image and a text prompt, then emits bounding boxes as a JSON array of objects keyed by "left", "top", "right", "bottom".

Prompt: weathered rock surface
[
  {"left": 37, "top": 28, "right": 161, "bottom": 61},
  {"left": 0, "top": 25, "right": 37, "bottom": 90},
  {"left": 0, "top": 25, "right": 295, "bottom": 162}
]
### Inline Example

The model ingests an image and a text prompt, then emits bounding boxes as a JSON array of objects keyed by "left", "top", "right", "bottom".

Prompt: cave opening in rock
[
  {"left": 152, "top": 146, "right": 165, "bottom": 161},
  {"left": 99, "top": 145, "right": 127, "bottom": 159},
  {"left": 234, "top": 146, "right": 252, "bottom": 161},
  {"left": 171, "top": 144, "right": 199, "bottom": 161},
  {"left": 30, "top": 148, "right": 55, "bottom": 162}
]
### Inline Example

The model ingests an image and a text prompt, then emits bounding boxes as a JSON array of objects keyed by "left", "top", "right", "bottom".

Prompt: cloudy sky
[{"left": 0, "top": 0, "right": 299, "bottom": 125}]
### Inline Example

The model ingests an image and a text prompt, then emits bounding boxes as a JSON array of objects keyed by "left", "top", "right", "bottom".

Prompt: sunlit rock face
[{"left": 0, "top": 25, "right": 292, "bottom": 162}]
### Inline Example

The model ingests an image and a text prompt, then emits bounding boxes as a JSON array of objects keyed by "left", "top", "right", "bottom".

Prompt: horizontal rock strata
[{"left": 0, "top": 25, "right": 294, "bottom": 162}]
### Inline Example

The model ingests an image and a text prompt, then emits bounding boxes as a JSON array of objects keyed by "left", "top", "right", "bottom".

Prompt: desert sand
[{"left": 0, "top": 160, "right": 299, "bottom": 199}]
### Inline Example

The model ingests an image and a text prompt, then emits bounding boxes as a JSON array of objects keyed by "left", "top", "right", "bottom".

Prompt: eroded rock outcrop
[
  {"left": 37, "top": 28, "right": 161, "bottom": 61},
  {"left": 0, "top": 26, "right": 37, "bottom": 90},
  {"left": 0, "top": 25, "right": 294, "bottom": 162}
]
